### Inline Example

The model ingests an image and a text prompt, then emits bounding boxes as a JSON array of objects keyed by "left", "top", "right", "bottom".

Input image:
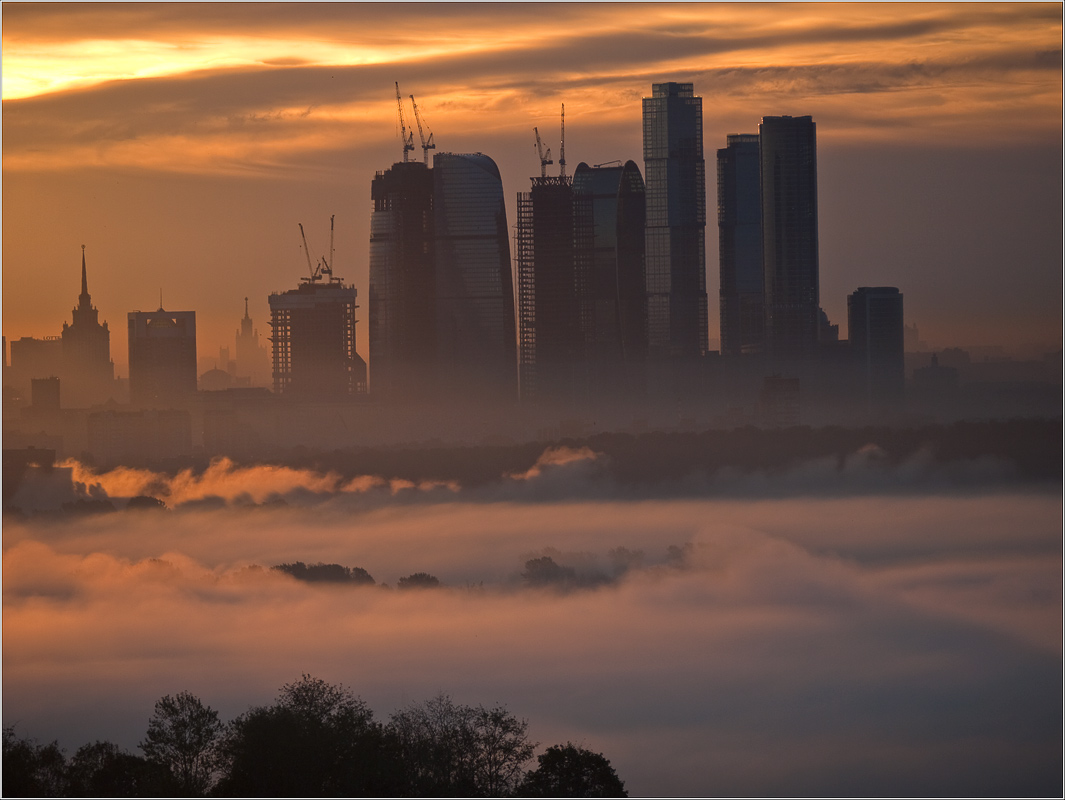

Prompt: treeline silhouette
[
  {"left": 255, "top": 418, "right": 1063, "bottom": 487},
  {"left": 3, "top": 676, "right": 627, "bottom": 798}
]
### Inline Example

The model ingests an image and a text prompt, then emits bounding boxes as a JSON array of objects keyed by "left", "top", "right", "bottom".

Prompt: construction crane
[
  {"left": 395, "top": 82, "right": 414, "bottom": 163},
  {"left": 298, "top": 223, "right": 321, "bottom": 283},
  {"left": 559, "top": 103, "right": 567, "bottom": 179},
  {"left": 409, "top": 94, "right": 435, "bottom": 165},
  {"left": 533, "top": 127, "right": 553, "bottom": 179}
]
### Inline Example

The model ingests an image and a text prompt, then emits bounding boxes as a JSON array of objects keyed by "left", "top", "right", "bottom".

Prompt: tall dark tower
[
  {"left": 128, "top": 307, "right": 197, "bottom": 407},
  {"left": 848, "top": 286, "right": 904, "bottom": 410},
  {"left": 235, "top": 297, "right": 271, "bottom": 387},
  {"left": 717, "top": 134, "right": 764, "bottom": 356},
  {"left": 368, "top": 160, "right": 435, "bottom": 400},
  {"left": 760, "top": 115, "right": 819, "bottom": 360},
  {"left": 642, "top": 82, "right": 707, "bottom": 359},
  {"left": 61, "top": 245, "right": 115, "bottom": 406}
]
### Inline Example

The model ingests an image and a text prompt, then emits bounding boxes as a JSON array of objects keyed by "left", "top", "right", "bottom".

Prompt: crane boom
[
  {"left": 410, "top": 94, "right": 436, "bottom": 165},
  {"left": 533, "top": 127, "right": 553, "bottom": 179},
  {"left": 395, "top": 82, "right": 414, "bottom": 163},
  {"left": 298, "top": 223, "right": 320, "bottom": 282},
  {"left": 326, "top": 214, "right": 335, "bottom": 278}
]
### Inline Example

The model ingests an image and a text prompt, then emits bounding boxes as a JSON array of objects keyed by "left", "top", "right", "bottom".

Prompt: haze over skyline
[{"left": 3, "top": 2, "right": 1061, "bottom": 374}]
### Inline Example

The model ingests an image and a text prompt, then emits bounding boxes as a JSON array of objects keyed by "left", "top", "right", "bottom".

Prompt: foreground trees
[{"left": 3, "top": 678, "right": 628, "bottom": 798}]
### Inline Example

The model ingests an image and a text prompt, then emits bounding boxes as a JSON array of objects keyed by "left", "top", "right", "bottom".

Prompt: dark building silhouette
[
  {"left": 8, "top": 336, "right": 62, "bottom": 396},
  {"left": 573, "top": 160, "right": 648, "bottom": 364},
  {"left": 432, "top": 152, "right": 517, "bottom": 401},
  {"left": 517, "top": 174, "right": 581, "bottom": 401},
  {"left": 235, "top": 297, "right": 271, "bottom": 387},
  {"left": 269, "top": 270, "right": 367, "bottom": 400},
  {"left": 60, "top": 246, "right": 115, "bottom": 406},
  {"left": 760, "top": 115, "right": 819, "bottom": 360},
  {"left": 368, "top": 160, "right": 435, "bottom": 400},
  {"left": 848, "top": 286, "right": 904, "bottom": 409},
  {"left": 643, "top": 82, "right": 707, "bottom": 359},
  {"left": 717, "top": 134, "right": 764, "bottom": 356},
  {"left": 31, "top": 376, "right": 61, "bottom": 410},
  {"left": 128, "top": 307, "right": 197, "bottom": 406}
]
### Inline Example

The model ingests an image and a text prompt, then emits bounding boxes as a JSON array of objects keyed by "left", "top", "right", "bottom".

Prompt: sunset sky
[{"left": 3, "top": 2, "right": 1062, "bottom": 371}]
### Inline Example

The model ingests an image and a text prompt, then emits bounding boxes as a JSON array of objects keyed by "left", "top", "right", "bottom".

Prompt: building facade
[
  {"left": 61, "top": 246, "right": 116, "bottom": 406},
  {"left": 717, "top": 134, "right": 764, "bottom": 356},
  {"left": 269, "top": 277, "right": 367, "bottom": 400},
  {"left": 128, "top": 308, "right": 197, "bottom": 407},
  {"left": 760, "top": 115, "right": 820, "bottom": 360},
  {"left": 432, "top": 152, "right": 517, "bottom": 402},
  {"left": 642, "top": 82, "right": 707, "bottom": 359},
  {"left": 368, "top": 160, "right": 435, "bottom": 400},
  {"left": 848, "top": 286, "right": 904, "bottom": 409}
]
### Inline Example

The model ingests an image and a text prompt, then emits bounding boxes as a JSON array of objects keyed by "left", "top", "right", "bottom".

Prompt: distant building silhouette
[
  {"left": 269, "top": 269, "right": 367, "bottom": 400},
  {"left": 573, "top": 160, "right": 648, "bottom": 387},
  {"left": 432, "top": 152, "right": 517, "bottom": 401},
  {"left": 8, "top": 336, "right": 62, "bottom": 397},
  {"left": 517, "top": 173, "right": 581, "bottom": 401},
  {"left": 60, "top": 246, "right": 116, "bottom": 406},
  {"left": 128, "top": 307, "right": 197, "bottom": 406},
  {"left": 717, "top": 134, "right": 763, "bottom": 355},
  {"left": 848, "top": 286, "right": 904, "bottom": 409},
  {"left": 368, "top": 160, "right": 435, "bottom": 400},
  {"left": 235, "top": 297, "right": 271, "bottom": 387},
  {"left": 760, "top": 115, "right": 820, "bottom": 359},
  {"left": 643, "top": 82, "right": 708, "bottom": 359}
]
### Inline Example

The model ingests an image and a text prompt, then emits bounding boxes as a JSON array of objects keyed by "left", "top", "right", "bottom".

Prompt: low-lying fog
[{"left": 3, "top": 449, "right": 1061, "bottom": 795}]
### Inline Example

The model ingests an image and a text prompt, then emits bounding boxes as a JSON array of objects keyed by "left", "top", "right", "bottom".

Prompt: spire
[
  {"left": 244, "top": 296, "right": 250, "bottom": 320},
  {"left": 78, "top": 244, "right": 91, "bottom": 308}
]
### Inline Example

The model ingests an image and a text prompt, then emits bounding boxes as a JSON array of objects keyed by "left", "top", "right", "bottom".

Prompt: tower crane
[
  {"left": 298, "top": 223, "right": 321, "bottom": 283},
  {"left": 559, "top": 103, "right": 567, "bottom": 179},
  {"left": 533, "top": 127, "right": 553, "bottom": 179},
  {"left": 409, "top": 94, "right": 435, "bottom": 165},
  {"left": 395, "top": 82, "right": 414, "bottom": 163}
]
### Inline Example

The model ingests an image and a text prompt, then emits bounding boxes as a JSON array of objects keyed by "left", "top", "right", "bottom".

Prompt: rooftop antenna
[
  {"left": 533, "top": 127, "right": 553, "bottom": 179},
  {"left": 395, "top": 82, "right": 414, "bottom": 163},
  {"left": 559, "top": 103, "right": 566, "bottom": 179},
  {"left": 410, "top": 94, "right": 435, "bottom": 165},
  {"left": 159, "top": 288, "right": 163, "bottom": 310}
]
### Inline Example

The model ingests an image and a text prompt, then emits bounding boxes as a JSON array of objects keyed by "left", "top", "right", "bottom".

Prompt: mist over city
[{"left": 3, "top": 3, "right": 1061, "bottom": 797}]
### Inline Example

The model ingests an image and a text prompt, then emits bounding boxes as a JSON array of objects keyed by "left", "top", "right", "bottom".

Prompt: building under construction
[{"left": 269, "top": 221, "right": 367, "bottom": 400}]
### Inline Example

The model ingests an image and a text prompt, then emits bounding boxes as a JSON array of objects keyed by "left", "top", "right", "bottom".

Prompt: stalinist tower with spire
[{"left": 61, "top": 245, "right": 116, "bottom": 406}]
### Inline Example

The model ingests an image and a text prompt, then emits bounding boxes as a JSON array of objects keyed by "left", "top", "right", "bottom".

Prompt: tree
[
  {"left": 2, "top": 726, "right": 67, "bottom": 797},
  {"left": 66, "top": 740, "right": 173, "bottom": 797},
  {"left": 517, "top": 742, "right": 627, "bottom": 797},
  {"left": 139, "top": 691, "right": 222, "bottom": 796},
  {"left": 397, "top": 572, "right": 441, "bottom": 589},
  {"left": 387, "top": 694, "right": 535, "bottom": 796},
  {"left": 214, "top": 674, "right": 401, "bottom": 797},
  {"left": 522, "top": 556, "right": 576, "bottom": 588}
]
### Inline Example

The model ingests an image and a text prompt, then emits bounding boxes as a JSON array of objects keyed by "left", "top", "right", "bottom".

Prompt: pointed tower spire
[
  {"left": 78, "top": 244, "right": 91, "bottom": 309},
  {"left": 244, "top": 296, "right": 250, "bottom": 320}
]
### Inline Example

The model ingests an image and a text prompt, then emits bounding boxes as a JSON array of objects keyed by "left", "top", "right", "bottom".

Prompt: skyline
[{"left": 3, "top": 3, "right": 1062, "bottom": 374}]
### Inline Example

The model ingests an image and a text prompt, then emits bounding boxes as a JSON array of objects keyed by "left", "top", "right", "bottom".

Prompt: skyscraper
[
  {"left": 642, "top": 82, "right": 707, "bottom": 359},
  {"left": 368, "top": 160, "right": 435, "bottom": 400},
  {"left": 516, "top": 172, "right": 581, "bottom": 401},
  {"left": 848, "top": 286, "right": 904, "bottom": 409},
  {"left": 234, "top": 297, "right": 271, "bottom": 387},
  {"left": 128, "top": 307, "right": 197, "bottom": 406},
  {"left": 760, "top": 115, "right": 819, "bottom": 359},
  {"left": 717, "top": 134, "right": 764, "bottom": 356},
  {"left": 269, "top": 272, "right": 366, "bottom": 400},
  {"left": 61, "top": 246, "right": 115, "bottom": 406},
  {"left": 432, "top": 152, "right": 516, "bottom": 401}
]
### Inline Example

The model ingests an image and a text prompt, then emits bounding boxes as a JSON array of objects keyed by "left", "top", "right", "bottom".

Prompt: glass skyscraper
[
  {"left": 642, "top": 82, "right": 707, "bottom": 359},
  {"left": 717, "top": 133, "right": 764, "bottom": 356},
  {"left": 760, "top": 115, "right": 819, "bottom": 359},
  {"left": 432, "top": 152, "right": 517, "bottom": 401}
]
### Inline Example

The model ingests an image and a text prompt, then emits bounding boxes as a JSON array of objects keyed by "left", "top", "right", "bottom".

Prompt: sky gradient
[{"left": 3, "top": 2, "right": 1062, "bottom": 371}]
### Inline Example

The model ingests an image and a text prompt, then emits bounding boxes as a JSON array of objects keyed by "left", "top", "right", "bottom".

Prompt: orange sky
[{"left": 3, "top": 3, "right": 1061, "bottom": 370}]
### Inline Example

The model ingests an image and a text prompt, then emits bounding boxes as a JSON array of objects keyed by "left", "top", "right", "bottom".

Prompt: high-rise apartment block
[
  {"left": 269, "top": 274, "right": 367, "bottom": 400},
  {"left": 128, "top": 307, "right": 197, "bottom": 406},
  {"left": 643, "top": 82, "right": 707, "bottom": 359},
  {"left": 717, "top": 134, "right": 764, "bottom": 356},
  {"left": 848, "top": 286, "right": 904, "bottom": 409},
  {"left": 760, "top": 115, "right": 820, "bottom": 359}
]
